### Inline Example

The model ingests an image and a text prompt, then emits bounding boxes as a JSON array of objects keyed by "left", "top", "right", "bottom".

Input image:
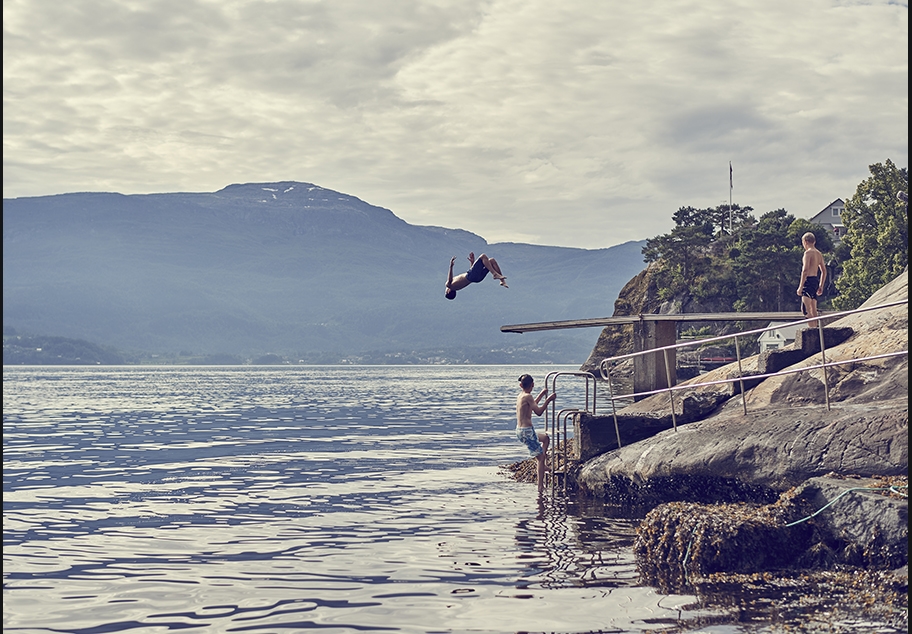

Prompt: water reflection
[
  {"left": 4, "top": 366, "right": 716, "bottom": 633},
  {"left": 510, "top": 494, "right": 642, "bottom": 594}
]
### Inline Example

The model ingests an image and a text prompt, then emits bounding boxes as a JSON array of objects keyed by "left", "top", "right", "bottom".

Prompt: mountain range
[{"left": 3, "top": 181, "right": 648, "bottom": 364}]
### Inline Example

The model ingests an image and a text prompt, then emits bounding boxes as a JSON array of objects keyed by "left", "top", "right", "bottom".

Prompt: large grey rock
[
  {"left": 570, "top": 270, "right": 908, "bottom": 580},
  {"left": 576, "top": 399, "right": 908, "bottom": 500},
  {"left": 573, "top": 390, "right": 729, "bottom": 462}
]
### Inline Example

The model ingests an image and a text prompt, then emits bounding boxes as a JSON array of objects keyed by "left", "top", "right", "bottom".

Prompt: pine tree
[{"left": 833, "top": 160, "right": 909, "bottom": 310}]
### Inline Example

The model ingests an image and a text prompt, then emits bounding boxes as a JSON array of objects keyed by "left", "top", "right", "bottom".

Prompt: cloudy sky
[{"left": 3, "top": 0, "right": 907, "bottom": 249}]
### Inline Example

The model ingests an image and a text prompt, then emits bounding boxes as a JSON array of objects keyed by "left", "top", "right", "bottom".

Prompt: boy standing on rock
[
  {"left": 797, "top": 232, "right": 827, "bottom": 329},
  {"left": 515, "top": 374, "right": 555, "bottom": 494}
]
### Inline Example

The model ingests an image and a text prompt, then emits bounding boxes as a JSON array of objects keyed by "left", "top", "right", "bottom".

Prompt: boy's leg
[
  {"left": 490, "top": 259, "right": 506, "bottom": 281},
  {"left": 480, "top": 254, "right": 508, "bottom": 286},
  {"left": 537, "top": 432, "right": 549, "bottom": 492},
  {"left": 483, "top": 256, "right": 502, "bottom": 276},
  {"left": 536, "top": 453, "right": 546, "bottom": 493},
  {"left": 804, "top": 297, "right": 819, "bottom": 328},
  {"left": 801, "top": 296, "right": 815, "bottom": 327}
]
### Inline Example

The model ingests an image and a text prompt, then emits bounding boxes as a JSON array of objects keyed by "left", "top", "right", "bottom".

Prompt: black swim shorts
[
  {"left": 465, "top": 257, "right": 489, "bottom": 284},
  {"left": 801, "top": 275, "right": 820, "bottom": 299}
]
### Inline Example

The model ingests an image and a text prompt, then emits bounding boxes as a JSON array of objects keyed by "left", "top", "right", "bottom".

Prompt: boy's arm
[
  {"left": 798, "top": 251, "right": 812, "bottom": 292},
  {"left": 530, "top": 390, "right": 555, "bottom": 416}
]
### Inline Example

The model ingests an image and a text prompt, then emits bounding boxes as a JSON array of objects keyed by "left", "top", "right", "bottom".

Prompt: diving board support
[{"left": 633, "top": 319, "right": 677, "bottom": 401}]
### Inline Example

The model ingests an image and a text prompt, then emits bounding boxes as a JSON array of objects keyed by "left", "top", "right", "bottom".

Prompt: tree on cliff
[
  {"left": 731, "top": 209, "right": 797, "bottom": 312},
  {"left": 641, "top": 206, "right": 720, "bottom": 302},
  {"left": 634, "top": 160, "right": 906, "bottom": 319},
  {"left": 833, "top": 159, "right": 909, "bottom": 311},
  {"left": 642, "top": 202, "right": 797, "bottom": 308},
  {"left": 582, "top": 161, "right": 903, "bottom": 371},
  {"left": 642, "top": 203, "right": 839, "bottom": 315},
  {"left": 707, "top": 202, "right": 754, "bottom": 237}
]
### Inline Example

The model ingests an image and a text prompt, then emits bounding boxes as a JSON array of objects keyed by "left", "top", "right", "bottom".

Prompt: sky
[{"left": 3, "top": 0, "right": 908, "bottom": 249}]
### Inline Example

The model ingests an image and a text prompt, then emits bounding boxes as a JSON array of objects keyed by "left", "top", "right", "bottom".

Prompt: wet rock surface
[
  {"left": 499, "top": 464, "right": 909, "bottom": 633},
  {"left": 677, "top": 567, "right": 908, "bottom": 633}
]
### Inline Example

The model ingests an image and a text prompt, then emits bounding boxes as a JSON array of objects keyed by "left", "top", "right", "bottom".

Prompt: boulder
[
  {"left": 575, "top": 399, "right": 908, "bottom": 499},
  {"left": 633, "top": 475, "right": 908, "bottom": 593},
  {"left": 790, "top": 475, "right": 909, "bottom": 569}
]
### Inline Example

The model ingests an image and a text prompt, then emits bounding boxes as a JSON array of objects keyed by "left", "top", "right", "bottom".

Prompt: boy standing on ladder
[{"left": 515, "top": 374, "right": 555, "bottom": 494}]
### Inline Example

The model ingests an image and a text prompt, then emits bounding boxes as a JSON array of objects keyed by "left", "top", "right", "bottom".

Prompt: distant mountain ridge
[{"left": 3, "top": 181, "right": 648, "bottom": 363}]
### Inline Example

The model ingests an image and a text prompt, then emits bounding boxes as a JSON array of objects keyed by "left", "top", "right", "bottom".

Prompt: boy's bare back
[
  {"left": 803, "top": 246, "right": 825, "bottom": 277},
  {"left": 516, "top": 392, "right": 535, "bottom": 428}
]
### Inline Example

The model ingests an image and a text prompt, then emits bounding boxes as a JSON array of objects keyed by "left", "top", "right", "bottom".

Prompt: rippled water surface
[{"left": 4, "top": 365, "right": 722, "bottom": 633}]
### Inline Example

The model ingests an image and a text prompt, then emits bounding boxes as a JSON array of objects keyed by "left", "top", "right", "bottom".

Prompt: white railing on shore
[{"left": 598, "top": 299, "right": 908, "bottom": 447}]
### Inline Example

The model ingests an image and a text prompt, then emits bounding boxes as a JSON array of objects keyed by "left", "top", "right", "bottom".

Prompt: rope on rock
[
  {"left": 681, "top": 522, "right": 702, "bottom": 584},
  {"left": 784, "top": 485, "right": 909, "bottom": 527}
]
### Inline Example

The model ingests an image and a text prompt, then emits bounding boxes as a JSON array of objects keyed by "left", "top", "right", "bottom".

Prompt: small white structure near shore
[{"left": 757, "top": 322, "right": 802, "bottom": 352}]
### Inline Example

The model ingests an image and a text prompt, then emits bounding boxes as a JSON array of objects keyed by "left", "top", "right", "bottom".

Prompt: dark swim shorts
[
  {"left": 801, "top": 275, "right": 820, "bottom": 299},
  {"left": 465, "top": 257, "right": 489, "bottom": 284}
]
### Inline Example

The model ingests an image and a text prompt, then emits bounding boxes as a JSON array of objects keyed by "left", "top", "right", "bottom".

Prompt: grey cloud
[
  {"left": 190, "top": 1, "right": 486, "bottom": 105},
  {"left": 662, "top": 104, "right": 773, "bottom": 151},
  {"left": 10, "top": 0, "right": 226, "bottom": 61},
  {"left": 2, "top": 0, "right": 907, "bottom": 248}
]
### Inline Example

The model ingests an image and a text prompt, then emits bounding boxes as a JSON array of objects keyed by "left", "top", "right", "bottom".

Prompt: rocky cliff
[
  {"left": 570, "top": 268, "right": 907, "bottom": 616},
  {"left": 504, "top": 267, "right": 908, "bottom": 630},
  {"left": 575, "top": 267, "right": 907, "bottom": 500}
]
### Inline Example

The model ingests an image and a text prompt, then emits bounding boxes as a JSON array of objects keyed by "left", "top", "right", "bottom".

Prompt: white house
[
  {"left": 808, "top": 198, "right": 845, "bottom": 243},
  {"left": 758, "top": 322, "right": 803, "bottom": 352}
]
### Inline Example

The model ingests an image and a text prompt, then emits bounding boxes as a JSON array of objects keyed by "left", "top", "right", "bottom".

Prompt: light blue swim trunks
[{"left": 516, "top": 426, "right": 543, "bottom": 457}]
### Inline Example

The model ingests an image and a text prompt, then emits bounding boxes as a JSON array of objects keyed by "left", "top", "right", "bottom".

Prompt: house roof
[
  {"left": 820, "top": 198, "right": 844, "bottom": 212},
  {"left": 808, "top": 198, "right": 846, "bottom": 231}
]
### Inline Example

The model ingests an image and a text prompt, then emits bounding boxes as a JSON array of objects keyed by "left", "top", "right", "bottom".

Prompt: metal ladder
[{"left": 543, "top": 370, "right": 599, "bottom": 496}]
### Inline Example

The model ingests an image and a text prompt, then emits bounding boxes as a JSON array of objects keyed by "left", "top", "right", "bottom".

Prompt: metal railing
[
  {"left": 542, "top": 371, "right": 599, "bottom": 495},
  {"left": 596, "top": 300, "right": 908, "bottom": 449}
]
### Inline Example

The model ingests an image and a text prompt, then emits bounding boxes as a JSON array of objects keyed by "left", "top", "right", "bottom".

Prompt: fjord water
[{"left": 3, "top": 365, "right": 713, "bottom": 633}]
